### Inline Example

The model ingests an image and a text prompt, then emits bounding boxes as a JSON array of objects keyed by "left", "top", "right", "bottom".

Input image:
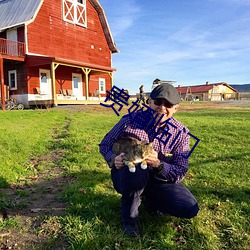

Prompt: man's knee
[{"left": 179, "top": 202, "right": 199, "bottom": 219}]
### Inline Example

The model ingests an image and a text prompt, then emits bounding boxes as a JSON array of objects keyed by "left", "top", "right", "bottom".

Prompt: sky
[{"left": 98, "top": 0, "right": 250, "bottom": 94}]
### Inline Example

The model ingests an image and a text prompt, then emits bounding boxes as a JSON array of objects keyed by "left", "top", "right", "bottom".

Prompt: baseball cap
[{"left": 150, "top": 83, "right": 180, "bottom": 105}]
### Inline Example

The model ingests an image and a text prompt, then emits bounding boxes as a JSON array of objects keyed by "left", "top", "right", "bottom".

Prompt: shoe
[{"left": 123, "top": 222, "right": 140, "bottom": 237}]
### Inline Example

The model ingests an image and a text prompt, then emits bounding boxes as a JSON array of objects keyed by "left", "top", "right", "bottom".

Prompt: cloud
[{"left": 102, "top": 0, "right": 141, "bottom": 37}]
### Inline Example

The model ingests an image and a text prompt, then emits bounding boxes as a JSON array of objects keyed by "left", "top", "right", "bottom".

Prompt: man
[
  {"left": 139, "top": 84, "right": 145, "bottom": 104},
  {"left": 99, "top": 84, "right": 199, "bottom": 237}
]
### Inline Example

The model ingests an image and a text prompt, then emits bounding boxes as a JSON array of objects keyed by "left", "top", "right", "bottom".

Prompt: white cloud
[{"left": 101, "top": 0, "right": 141, "bottom": 37}]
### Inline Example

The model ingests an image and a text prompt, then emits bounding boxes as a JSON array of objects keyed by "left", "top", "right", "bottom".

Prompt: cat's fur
[{"left": 112, "top": 137, "right": 154, "bottom": 173}]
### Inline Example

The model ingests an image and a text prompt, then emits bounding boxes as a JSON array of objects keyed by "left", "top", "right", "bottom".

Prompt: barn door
[
  {"left": 6, "top": 29, "right": 18, "bottom": 55},
  {"left": 39, "top": 69, "right": 52, "bottom": 99}
]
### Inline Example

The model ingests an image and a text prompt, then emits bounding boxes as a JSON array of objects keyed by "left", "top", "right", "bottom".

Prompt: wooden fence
[{"left": 0, "top": 38, "right": 25, "bottom": 57}]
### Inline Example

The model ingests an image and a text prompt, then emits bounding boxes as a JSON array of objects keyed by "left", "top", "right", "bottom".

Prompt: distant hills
[{"left": 231, "top": 84, "right": 250, "bottom": 92}]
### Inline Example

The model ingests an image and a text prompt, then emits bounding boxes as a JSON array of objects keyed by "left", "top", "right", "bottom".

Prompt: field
[{"left": 0, "top": 101, "right": 249, "bottom": 249}]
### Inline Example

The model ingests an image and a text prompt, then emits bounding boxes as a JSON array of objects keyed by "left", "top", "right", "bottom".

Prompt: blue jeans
[{"left": 111, "top": 166, "right": 199, "bottom": 225}]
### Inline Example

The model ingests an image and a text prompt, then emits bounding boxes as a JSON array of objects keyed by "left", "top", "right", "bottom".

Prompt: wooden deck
[{"left": 29, "top": 99, "right": 107, "bottom": 108}]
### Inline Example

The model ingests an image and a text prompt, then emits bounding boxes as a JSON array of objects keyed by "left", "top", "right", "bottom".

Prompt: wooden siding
[
  {"left": 27, "top": 64, "right": 47, "bottom": 94},
  {"left": 88, "top": 74, "right": 111, "bottom": 97},
  {"left": 26, "top": 57, "right": 112, "bottom": 96},
  {"left": 26, "top": 0, "right": 111, "bottom": 67},
  {"left": 17, "top": 26, "right": 25, "bottom": 43},
  {"left": 4, "top": 62, "right": 27, "bottom": 95},
  {"left": 55, "top": 66, "right": 87, "bottom": 95}
]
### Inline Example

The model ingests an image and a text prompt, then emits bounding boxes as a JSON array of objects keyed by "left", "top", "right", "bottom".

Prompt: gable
[
  {"left": 0, "top": 0, "right": 118, "bottom": 53},
  {"left": 89, "top": 0, "right": 118, "bottom": 53}
]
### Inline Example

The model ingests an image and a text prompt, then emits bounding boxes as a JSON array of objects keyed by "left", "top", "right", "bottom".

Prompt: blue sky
[{"left": 99, "top": 0, "right": 250, "bottom": 94}]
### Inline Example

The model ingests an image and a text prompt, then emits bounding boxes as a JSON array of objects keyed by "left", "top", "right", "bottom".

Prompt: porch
[
  {"left": 0, "top": 38, "right": 26, "bottom": 110},
  {"left": 0, "top": 38, "right": 25, "bottom": 58}
]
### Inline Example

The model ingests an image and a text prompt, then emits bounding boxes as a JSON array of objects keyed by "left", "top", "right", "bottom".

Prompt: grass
[{"left": 0, "top": 104, "right": 249, "bottom": 249}]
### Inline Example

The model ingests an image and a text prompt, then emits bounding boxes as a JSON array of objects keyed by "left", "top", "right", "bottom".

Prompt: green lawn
[{"left": 0, "top": 105, "right": 249, "bottom": 249}]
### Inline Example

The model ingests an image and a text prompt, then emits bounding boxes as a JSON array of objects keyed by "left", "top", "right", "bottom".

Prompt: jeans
[{"left": 111, "top": 166, "right": 199, "bottom": 225}]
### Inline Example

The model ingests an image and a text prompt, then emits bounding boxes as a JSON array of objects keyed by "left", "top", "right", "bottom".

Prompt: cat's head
[{"left": 139, "top": 141, "right": 154, "bottom": 158}]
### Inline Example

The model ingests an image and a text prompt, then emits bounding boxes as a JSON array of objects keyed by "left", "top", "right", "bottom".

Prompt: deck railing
[{"left": 0, "top": 38, "right": 25, "bottom": 57}]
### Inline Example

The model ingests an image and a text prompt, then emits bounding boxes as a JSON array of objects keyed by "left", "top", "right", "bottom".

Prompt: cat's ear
[{"left": 146, "top": 142, "right": 154, "bottom": 147}]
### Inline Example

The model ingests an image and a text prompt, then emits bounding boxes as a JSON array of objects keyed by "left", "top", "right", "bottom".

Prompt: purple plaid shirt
[{"left": 99, "top": 111, "right": 190, "bottom": 183}]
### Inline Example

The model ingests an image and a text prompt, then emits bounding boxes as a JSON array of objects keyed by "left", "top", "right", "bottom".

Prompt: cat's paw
[
  {"left": 129, "top": 167, "right": 136, "bottom": 173},
  {"left": 141, "top": 163, "right": 147, "bottom": 170}
]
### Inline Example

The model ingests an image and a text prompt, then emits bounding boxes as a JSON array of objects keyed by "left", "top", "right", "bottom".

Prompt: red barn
[{"left": 0, "top": 0, "right": 118, "bottom": 109}]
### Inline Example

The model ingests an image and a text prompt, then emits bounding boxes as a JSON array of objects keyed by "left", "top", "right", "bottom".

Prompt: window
[
  {"left": 99, "top": 78, "right": 106, "bottom": 94},
  {"left": 73, "top": 76, "right": 79, "bottom": 88},
  {"left": 40, "top": 73, "right": 47, "bottom": 83},
  {"left": 63, "top": 0, "right": 87, "bottom": 27},
  {"left": 8, "top": 70, "right": 17, "bottom": 90}
]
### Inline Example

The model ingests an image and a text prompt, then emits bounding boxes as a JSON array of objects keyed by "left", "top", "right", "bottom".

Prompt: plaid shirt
[{"left": 99, "top": 111, "right": 190, "bottom": 183}]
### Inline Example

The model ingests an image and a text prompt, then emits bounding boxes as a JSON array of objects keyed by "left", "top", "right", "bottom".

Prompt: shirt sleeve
[
  {"left": 99, "top": 115, "right": 129, "bottom": 166},
  {"left": 153, "top": 128, "right": 190, "bottom": 183}
]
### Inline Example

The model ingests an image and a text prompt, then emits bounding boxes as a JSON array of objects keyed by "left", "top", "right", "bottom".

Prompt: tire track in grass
[{"left": 0, "top": 116, "right": 75, "bottom": 249}]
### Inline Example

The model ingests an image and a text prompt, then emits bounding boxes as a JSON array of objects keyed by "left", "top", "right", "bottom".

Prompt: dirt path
[{"left": 0, "top": 118, "right": 74, "bottom": 249}]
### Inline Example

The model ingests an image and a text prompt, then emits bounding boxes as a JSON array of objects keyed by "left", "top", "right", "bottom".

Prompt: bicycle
[{"left": 5, "top": 98, "right": 24, "bottom": 110}]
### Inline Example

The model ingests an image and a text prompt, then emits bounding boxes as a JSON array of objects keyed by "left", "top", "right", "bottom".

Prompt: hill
[{"left": 231, "top": 84, "right": 250, "bottom": 92}]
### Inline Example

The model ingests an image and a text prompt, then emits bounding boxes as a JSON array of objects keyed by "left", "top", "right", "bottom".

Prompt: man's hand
[
  {"left": 114, "top": 153, "right": 125, "bottom": 169},
  {"left": 146, "top": 150, "right": 160, "bottom": 168}
]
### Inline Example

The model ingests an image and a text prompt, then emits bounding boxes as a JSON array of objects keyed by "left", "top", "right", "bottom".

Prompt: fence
[
  {"left": 0, "top": 38, "right": 25, "bottom": 57},
  {"left": 181, "top": 92, "right": 250, "bottom": 101}
]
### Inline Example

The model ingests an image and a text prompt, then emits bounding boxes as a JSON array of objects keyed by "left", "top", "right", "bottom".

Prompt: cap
[{"left": 150, "top": 83, "right": 180, "bottom": 105}]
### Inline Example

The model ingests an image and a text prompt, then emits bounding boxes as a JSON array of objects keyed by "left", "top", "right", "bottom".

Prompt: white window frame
[
  {"left": 99, "top": 78, "right": 106, "bottom": 94},
  {"left": 8, "top": 70, "right": 17, "bottom": 90},
  {"left": 62, "top": 0, "right": 87, "bottom": 27}
]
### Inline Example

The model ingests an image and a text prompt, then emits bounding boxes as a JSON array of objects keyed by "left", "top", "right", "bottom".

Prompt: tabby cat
[{"left": 112, "top": 137, "right": 154, "bottom": 173}]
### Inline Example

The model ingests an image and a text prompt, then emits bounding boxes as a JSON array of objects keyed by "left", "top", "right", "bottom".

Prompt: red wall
[
  {"left": 4, "top": 62, "right": 27, "bottom": 95},
  {"left": 26, "top": 0, "right": 112, "bottom": 67}
]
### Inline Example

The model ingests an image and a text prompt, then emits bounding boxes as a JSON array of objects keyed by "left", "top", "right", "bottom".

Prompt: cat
[{"left": 112, "top": 137, "right": 154, "bottom": 173}]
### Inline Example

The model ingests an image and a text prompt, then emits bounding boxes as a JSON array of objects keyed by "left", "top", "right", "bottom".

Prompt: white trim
[
  {"left": 8, "top": 70, "right": 17, "bottom": 90},
  {"left": 62, "top": 0, "right": 87, "bottom": 28}
]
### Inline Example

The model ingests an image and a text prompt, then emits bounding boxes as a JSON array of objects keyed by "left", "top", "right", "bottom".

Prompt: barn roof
[
  {"left": 0, "top": 0, "right": 118, "bottom": 53},
  {"left": 89, "top": 0, "right": 118, "bottom": 53},
  {"left": 176, "top": 82, "right": 237, "bottom": 94},
  {"left": 0, "top": 0, "right": 42, "bottom": 31}
]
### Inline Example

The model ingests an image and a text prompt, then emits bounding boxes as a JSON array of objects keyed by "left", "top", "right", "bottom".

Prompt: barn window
[
  {"left": 99, "top": 78, "right": 106, "bottom": 94},
  {"left": 8, "top": 70, "right": 17, "bottom": 90},
  {"left": 63, "top": 0, "right": 87, "bottom": 27}
]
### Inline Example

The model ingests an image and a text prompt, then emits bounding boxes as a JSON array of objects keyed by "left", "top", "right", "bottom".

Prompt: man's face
[{"left": 148, "top": 98, "right": 179, "bottom": 124}]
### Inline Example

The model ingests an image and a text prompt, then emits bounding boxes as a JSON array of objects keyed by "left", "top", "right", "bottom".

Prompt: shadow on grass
[
  {"left": 191, "top": 152, "right": 249, "bottom": 165},
  {"left": 61, "top": 168, "right": 209, "bottom": 249},
  {"left": 0, "top": 177, "right": 9, "bottom": 189}
]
